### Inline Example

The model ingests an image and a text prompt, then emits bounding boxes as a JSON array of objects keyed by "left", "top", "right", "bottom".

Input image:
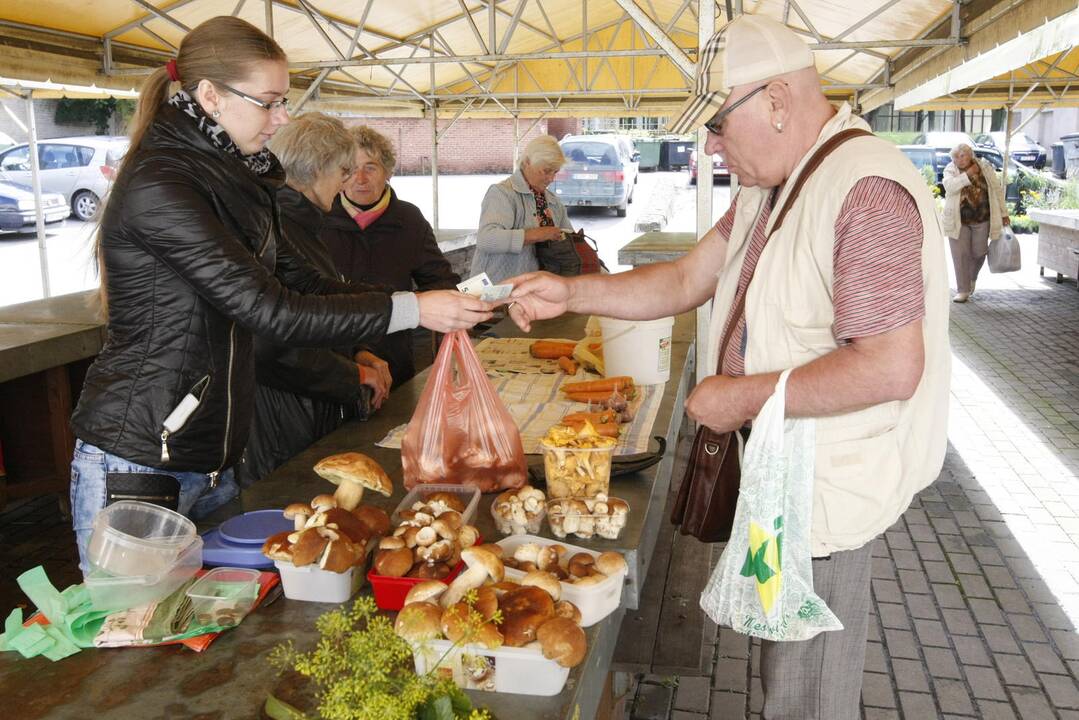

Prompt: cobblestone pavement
[{"left": 627, "top": 235, "right": 1079, "bottom": 720}]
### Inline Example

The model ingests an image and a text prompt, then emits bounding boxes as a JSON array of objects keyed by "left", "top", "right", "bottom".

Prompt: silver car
[{"left": 0, "top": 136, "right": 128, "bottom": 221}]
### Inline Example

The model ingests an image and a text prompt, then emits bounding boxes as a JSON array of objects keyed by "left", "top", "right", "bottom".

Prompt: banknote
[{"left": 480, "top": 284, "right": 514, "bottom": 303}]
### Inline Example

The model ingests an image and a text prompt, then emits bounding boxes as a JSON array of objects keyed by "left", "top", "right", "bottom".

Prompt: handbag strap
[{"left": 714, "top": 127, "right": 873, "bottom": 374}]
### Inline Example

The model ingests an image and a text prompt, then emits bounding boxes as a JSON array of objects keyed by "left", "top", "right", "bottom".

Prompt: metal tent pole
[
  {"left": 694, "top": 0, "right": 714, "bottom": 384},
  {"left": 431, "top": 38, "right": 439, "bottom": 234},
  {"left": 26, "top": 93, "right": 50, "bottom": 298}
]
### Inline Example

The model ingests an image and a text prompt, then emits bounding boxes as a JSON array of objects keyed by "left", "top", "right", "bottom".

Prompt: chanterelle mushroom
[{"left": 313, "top": 452, "right": 393, "bottom": 511}]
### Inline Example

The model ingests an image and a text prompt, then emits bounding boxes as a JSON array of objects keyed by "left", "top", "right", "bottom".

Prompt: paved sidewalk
[{"left": 627, "top": 236, "right": 1079, "bottom": 720}]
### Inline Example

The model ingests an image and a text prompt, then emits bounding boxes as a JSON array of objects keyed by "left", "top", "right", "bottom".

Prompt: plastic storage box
[
  {"left": 393, "top": 483, "right": 481, "bottom": 526},
  {"left": 541, "top": 442, "right": 615, "bottom": 500},
  {"left": 546, "top": 496, "right": 630, "bottom": 540},
  {"left": 368, "top": 561, "right": 464, "bottom": 611},
  {"left": 274, "top": 560, "right": 364, "bottom": 603},
  {"left": 88, "top": 500, "right": 197, "bottom": 577},
  {"left": 84, "top": 535, "right": 204, "bottom": 612},
  {"left": 496, "top": 535, "right": 626, "bottom": 627},
  {"left": 412, "top": 639, "right": 570, "bottom": 696},
  {"left": 489, "top": 497, "right": 545, "bottom": 536},
  {"left": 185, "top": 567, "right": 260, "bottom": 626}
]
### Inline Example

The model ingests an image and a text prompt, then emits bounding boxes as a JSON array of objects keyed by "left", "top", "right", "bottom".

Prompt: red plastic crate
[{"left": 368, "top": 561, "right": 463, "bottom": 611}]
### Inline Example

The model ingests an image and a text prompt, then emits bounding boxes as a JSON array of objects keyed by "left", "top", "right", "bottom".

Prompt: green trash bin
[{"left": 634, "top": 139, "right": 661, "bottom": 171}]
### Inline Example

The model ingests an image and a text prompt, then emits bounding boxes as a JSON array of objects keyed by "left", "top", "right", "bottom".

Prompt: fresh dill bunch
[{"left": 269, "top": 596, "right": 494, "bottom": 720}]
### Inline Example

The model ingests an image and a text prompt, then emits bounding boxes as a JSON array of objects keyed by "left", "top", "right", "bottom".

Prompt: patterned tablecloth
[{"left": 376, "top": 337, "right": 664, "bottom": 455}]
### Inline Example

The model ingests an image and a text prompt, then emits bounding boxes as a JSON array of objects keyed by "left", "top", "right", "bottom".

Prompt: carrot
[
  {"left": 563, "top": 410, "right": 619, "bottom": 426},
  {"left": 561, "top": 376, "right": 634, "bottom": 393},
  {"left": 564, "top": 390, "right": 622, "bottom": 403},
  {"left": 530, "top": 341, "right": 578, "bottom": 359},
  {"left": 558, "top": 356, "right": 579, "bottom": 375},
  {"left": 561, "top": 418, "right": 621, "bottom": 438}
]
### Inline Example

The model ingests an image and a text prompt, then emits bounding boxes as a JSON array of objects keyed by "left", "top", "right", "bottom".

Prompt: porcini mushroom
[
  {"left": 313, "top": 452, "right": 393, "bottom": 511},
  {"left": 440, "top": 546, "right": 504, "bottom": 608},
  {"left": 283, "top": 503, "right": 311, "bottom": 532}
]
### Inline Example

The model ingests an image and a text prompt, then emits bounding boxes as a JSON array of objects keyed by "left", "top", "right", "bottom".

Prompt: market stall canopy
[
  {"left": 0, "top": 0, "right": 1019, "bottom": 118},
  {"left": 0, "top": 76, "right": 139, "bottom": 100}
]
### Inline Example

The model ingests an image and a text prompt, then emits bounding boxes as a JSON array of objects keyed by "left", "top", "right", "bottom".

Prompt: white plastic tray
[
  {"left": 412, "top": 639, "right": 570, "bottom": 696},
  {"left": 495, "top": 534, "right": 626, "bottom": 627},
  {"left": 392, "top": 483, "right": 481, "bottom": 527},
  {"left": 274, "top": 560, "right": 363, "bottom": 603}
]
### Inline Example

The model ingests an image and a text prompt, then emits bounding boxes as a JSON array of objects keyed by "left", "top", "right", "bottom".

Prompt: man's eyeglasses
[
  {"left": 703, "top": 82, "right": 786, "bottom": 136},
  {"left": 215, "top": 80, "right": 290, "bottom": 112}
]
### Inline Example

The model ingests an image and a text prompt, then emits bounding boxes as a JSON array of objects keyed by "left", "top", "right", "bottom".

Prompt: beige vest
[{"left": 706, "top": 105, "right": 951, "bottom": 555}]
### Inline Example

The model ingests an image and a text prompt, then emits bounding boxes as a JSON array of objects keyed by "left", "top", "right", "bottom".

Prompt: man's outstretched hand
[{"left": 505, "top": 271, "right": 574, "bottom": 332}]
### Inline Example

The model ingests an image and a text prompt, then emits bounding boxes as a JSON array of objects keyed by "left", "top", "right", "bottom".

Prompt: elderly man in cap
[{"left": 506, "top": 13, "right": 950, "bottom": 719}]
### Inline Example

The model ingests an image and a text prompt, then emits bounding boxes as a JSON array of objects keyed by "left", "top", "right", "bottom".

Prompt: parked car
[
  {"left": 0, "top": 131, "right": 15, "bottom": 151},
  {"left": 911, "top": 131, "right": 977, "bottom": 152},
  {"left": 0, "top": 181, "right": 70, "bottom": 232},
  {"left": 974, "top": 131, "right": 1047, "bottom": 169},
  {"left": 688, "top": 149, "right": 730, "bottom": 184},
  {"left": 0, "top": 136, "right": 128, "bottom": 221},
  {"left": 551, "top": 135, "right": 637, "bottom": 217}
]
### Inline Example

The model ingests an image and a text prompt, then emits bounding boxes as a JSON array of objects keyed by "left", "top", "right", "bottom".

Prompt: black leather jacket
[
  {"left": 71, "top": 104, "right": 393, "bottom": 473},
  {"left": 321, "top": 188, "right": 459, "bottom": 386}
]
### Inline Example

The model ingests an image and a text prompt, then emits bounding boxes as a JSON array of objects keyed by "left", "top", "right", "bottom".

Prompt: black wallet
[{"left": 105, "top": 472, "right": 181, "bottom": 511}]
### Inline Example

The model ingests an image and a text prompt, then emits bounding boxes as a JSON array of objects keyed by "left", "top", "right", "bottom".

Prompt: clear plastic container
[
  {"left": 541, "top": 442, "right": 615, "bottom": 500},
  {"left": 412, "top": 639, "right": 570, "bottom": 696},
  {"left": 392, "top": 483, "right": 481, "bottom": 526},
  {"left": 496, "top": 535, "right": 626, "bottom": 627},
  {"left": 546, "top": 496, "right": 630, "bottom": 540},
  {"left": 275, "top": 560, "right": 364, "bottom": 603},
  {"left": 185, "top": 567, "right": 260, "bottom": 626},
  {"left": 87, "top": 500, "right": 196, "bottom": 578},
  {"left": 84, "top": 535, "right": 204, "bottom": 612},
  {"left": 489, "top": 497, "right": 545, "bottom": 536}
]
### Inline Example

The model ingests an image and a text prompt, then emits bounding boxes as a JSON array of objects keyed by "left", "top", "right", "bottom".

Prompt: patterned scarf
[
  {"left": 340, "top": 187, "right": 391, "bottom": 230},
  {"left": 532, "top": 187, "right": 555, "bottom": 227},
  {"left": 167, "top": 90, "right": 274, "bottom": 176}
]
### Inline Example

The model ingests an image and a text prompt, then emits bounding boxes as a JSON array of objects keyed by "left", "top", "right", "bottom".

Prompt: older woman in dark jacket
[{"left": 321, "top": 125, "right": 460, "bottom": 387}]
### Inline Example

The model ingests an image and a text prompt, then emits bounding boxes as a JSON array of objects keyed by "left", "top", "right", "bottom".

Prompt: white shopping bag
[
  {"left": 699, "top": 369, "right": 842, "bottom": 642},
  {"left": 987, "top": 226, "right": 1021, "bottom": 273}
]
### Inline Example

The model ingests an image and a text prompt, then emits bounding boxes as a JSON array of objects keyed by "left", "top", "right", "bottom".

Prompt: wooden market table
[{"left": 0, "top": 311, "right": 694, "bottom": 720}]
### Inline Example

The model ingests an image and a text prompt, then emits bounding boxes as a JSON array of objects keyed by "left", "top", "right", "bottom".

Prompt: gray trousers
[
  {"left": 759, "top": 541, "right": 875, "bottom": 720},
  {"left": 948, "top": 220, "right": 990, "bottom": 293}
]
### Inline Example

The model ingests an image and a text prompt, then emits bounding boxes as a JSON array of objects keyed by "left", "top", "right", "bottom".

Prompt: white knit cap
[{"left": 669, "top": 14, "right": 814, "bottom": 135}]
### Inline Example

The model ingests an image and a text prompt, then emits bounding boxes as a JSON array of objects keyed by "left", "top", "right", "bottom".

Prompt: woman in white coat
[{"left": 941, "top": 143, "right": 1009, "bottom": 303}]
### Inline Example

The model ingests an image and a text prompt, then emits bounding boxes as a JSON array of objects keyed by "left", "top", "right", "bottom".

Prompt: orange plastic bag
[{"left": 401, "top": 331, "right": 527, "bottom": 492}]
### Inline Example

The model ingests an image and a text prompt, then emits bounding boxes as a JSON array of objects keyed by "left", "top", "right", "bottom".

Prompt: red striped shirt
[{"left": 715, "top": 176, "right": 925, "bottom": 376}]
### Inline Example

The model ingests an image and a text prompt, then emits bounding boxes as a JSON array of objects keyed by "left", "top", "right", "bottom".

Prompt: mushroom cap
[
  {"left": 289, "top": 528, "right": 329, "bottom": 567},
  {"left": 395, "top": 602, "right": 443, "bottom": 642},
  {"left": 553, "top": 600, "right": 582, "bottom": 625},
  {"left": 310, "top": 494, "right": 338, "bottom": 511},
  {"left": 567, "top": 552, "right": 596, "bottom": 577},
  {"left": 461, "top": 546, "right": 505, "bottom": 583},
  {"left": 283, "top": 503, "right": 311, "bottom": 519},
  {"left": 319, "top": 534, "right": 364, "bottom": 573},
  {"left": 499, "top": 586, "right": 555, "bottom": 647},
  {"left": 353, "top": 505, "right": 391, "bottom": 537},
  {"left": 521, "top": 570, "right": 562, "bottom": 602},
  {"left": 373, "top": 546, "right": 413, "bottom": 577},
  {"left": 379, "top": 536, "right": 406, "bottom": 551},
  {"left": 424, "top": 491, "right": 466, "bottom": 512},
  {"left": 405, "top": 580, "right": 449, "bottom": 605},
  {"left": 261, "top": 531, "right": 294, "bottom": 562},
  {"left": 440, "top": 602, "right": 472, "bottom": 643},
  {"left": 537, "top": 617, "right": 587, "bottom": 667},
  {"left": 471, "top": 585, "right": 499, "bottom": 621},
  {"left": 595, "top": 551, "right": 628, "bottom": 577},
  {"left": 314, "top": 452, "right": 393, "bottom": 496},
  {"left": 322, "top": 507, "right": 372, "bottom": 544}
]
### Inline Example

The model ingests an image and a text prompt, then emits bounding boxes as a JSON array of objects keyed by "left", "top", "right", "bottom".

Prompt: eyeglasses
[
  {"left": 214, "top": 80, "right": 290, "bottom": 112},
  {"left": 703, "top": 82, "right": 786, "bottom": 136}
]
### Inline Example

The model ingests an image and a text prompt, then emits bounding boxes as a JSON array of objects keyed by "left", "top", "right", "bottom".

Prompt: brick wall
[{"left": 341, "top": 116, "right": 577, "bottom": 175}]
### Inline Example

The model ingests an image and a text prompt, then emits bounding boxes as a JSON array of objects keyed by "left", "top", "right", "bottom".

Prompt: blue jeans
[{"left": 70, "top": 439, "right": 239, "bottom": 574}]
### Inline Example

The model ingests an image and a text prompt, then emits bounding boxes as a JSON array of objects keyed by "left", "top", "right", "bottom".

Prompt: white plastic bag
[
  {"left": 987, "top": 226, "right": 1021, "bottom": 273},
  {"left": 699, "top": 369, "right": 842, "bottom": 642}
]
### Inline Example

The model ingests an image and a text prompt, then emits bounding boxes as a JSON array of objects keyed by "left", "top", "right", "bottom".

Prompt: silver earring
[
  {"left": 776, "top": 122, "right": 784, "bottom": 133},
  {"left": 212, "top": 110, "right": 221, "bottom": 118}
]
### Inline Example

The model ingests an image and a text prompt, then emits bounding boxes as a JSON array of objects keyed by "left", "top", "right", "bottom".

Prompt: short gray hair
[
  {"left": 950, "top": 142, "right": 973, "bottom": 161},
  {"left": 349, "top": 125, "right": 397, "bottom": 176},
  {"left": 269, "top": 112, "right": 355, "bottom": 189},
  {"left": 520, "top": 135, "right": 565, "bottom": 171}
]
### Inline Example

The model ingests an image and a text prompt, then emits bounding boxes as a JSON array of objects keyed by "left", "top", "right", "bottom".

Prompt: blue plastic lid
[
  {"left": 200, "top": 529, "right": 275, "bottom": 568},
  {"left": 218, "top": 509, "right": 293, "bottom": 545}
]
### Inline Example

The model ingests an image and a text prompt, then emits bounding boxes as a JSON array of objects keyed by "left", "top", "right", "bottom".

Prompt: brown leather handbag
[{"left": 670, "top": 128, "right": 872, "bottom": 543}]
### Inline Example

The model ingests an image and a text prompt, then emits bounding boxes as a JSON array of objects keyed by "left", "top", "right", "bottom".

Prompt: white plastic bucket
[{"left": 599, "top": 316, "right": 674, "bottom": 385}]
